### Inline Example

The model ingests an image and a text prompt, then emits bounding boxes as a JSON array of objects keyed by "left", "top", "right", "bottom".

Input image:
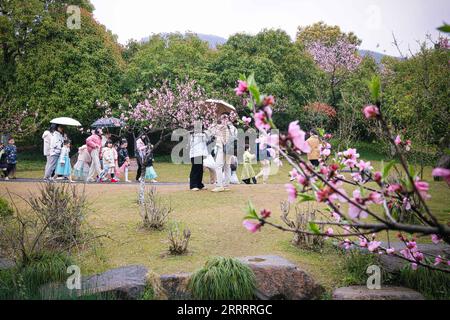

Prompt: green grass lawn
[{"left": 4, "top": 152, "right": 449, "bottom": 295}]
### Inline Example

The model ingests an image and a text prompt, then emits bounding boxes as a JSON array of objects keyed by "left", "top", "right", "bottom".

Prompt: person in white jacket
[
  {"left": 189, "top": 127, "right": 210, "bottom": 191},
  {"left": 42, "top": 124, "right": 56, "bottom": 178},
  {"left": 44, "top": 125, "right": 65, "bottom": 180}
]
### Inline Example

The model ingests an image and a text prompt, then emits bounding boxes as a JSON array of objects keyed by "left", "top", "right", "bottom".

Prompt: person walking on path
[
  {"left": 86, "top": 128, "right": 103, "bottom": 182},
  {"left": 4, "top": 137, "right": 18, "bottom": 180},
  {"left": 135, "top": 134, "right": 148, "bottom": 181},
  {"left": 306, "top": 129, "right": 321, "bottom": 167},
  {"left": 55, "top": 139, "right": 72, "bottom": 181},
  {"left": 44, "top": 125, "right": 65, "bottom": 180},
  {"left": 189, "top": 127, "right": 209, "bottom": 191},
  {"left": 42, "top": 124, "right": 56, "bottom": 178},
  {"left": 241, "top": 145, "right": 257, "bottom": 184},
  {"left": 210, "top": 113, "right": 237, "bottom": 192},
  {"left": 73, "top": 145, "right": 91, "bottom": 181},
  {"left": 117, "top": 138, "right": 131, "bottom": 183}
]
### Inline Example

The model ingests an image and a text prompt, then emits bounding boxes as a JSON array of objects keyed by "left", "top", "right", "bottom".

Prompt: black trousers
[
  {"left": 189, "top": 157, "right": 205, "bottom": 189},
  {"left": 6, "top": 163, "right": 16, "bottom": 178},
  {"left": 243, "top": 177, "right": 257, "bottom": 184}
]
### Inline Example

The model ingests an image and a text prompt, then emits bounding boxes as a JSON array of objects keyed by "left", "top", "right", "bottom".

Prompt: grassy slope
[{"left": 4, "top": 153, "right": 449, "bottom": 293}]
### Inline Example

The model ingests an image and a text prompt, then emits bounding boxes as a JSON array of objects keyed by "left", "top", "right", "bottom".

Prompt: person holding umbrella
[
  {"left": 44, "top": 125, "right": 65, "bottom": 180},
  {"left": 210, "top": 112, "right": 237, "bottom": 192}
]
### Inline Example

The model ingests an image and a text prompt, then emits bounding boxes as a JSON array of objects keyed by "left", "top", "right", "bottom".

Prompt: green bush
[
  {"left": 188, "top": 257, "right": 256, "bottom": 300},
  {"left": 397, "top": 266, "right": 450, "bottom": 300},
  {"left": 0, "top": 251, "right": 73, "bottom": 299},
  {"left": 339, "top": 250, "right": 393, "bottom": 286},
  {"left": 0, "top": 197, "right": 14, "bottom": 218}
]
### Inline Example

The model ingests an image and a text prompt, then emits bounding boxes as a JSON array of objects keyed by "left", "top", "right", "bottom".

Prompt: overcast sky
[{"left": 90, "top": 0, "right": 449, "bottom": 56}]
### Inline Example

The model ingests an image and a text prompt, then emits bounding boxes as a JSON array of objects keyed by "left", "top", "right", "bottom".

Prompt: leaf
[
  {"left": 297, "top": 193, "right": 316, "bottom": 203},
  {"left": 368, "top": 75, "right": 381, "bottom": 103},
  {"left": 239, "top": 74, "right": 247, "bottom": 81},
  {"left": 248, "top": 85, "right": 261, "bottom": 105},
  {"left": 437, "top": 23, "right": 450, "bottom": 33},
  {"left": 308, "top": 222, "right": 321, "bottom": 235},
  {"left": 408, "top": 164, "right": 416, "bottom": 179},
  {"left": 382, "top": 160, "right": 396, "bottom": 180},
  {"left": 444, "top": 148, "right": 450, "bottom": 156},
  {"left": 317, "top": 128, "right": 325, "bottom": 137},
  {"left": 244, "top": 201, "right": 258, "bottom": 220}
]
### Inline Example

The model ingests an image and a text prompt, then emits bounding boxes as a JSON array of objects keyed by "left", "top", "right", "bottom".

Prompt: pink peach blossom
[
  {"left": 363, "top": 105, "right": 380, "bottom": 119},
  {"left": 242, "top": 220, "right": 261, "bottom": 233}
]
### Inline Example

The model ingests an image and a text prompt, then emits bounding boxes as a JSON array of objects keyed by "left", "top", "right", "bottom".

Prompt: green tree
[
  {"left": 1, "top": 2, "right": 124, "bottom": 140},
  {"left": 122, "top": 33, "right": 216, "bottom": 104},
  {"left": 296, "top": 21, "right": 361, "bottom": 47}
]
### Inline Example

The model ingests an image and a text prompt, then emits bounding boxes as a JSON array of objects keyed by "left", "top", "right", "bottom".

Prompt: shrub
[
  {"left": 188, "top": 257, "right": 256, "bottom": 300},
  {"left": 167, "top": 221, "right": 191, "bottom": 255},
  {"left": 140, "top": 187, "right": 171, "bottom": 230},
  {"left": 397, "top": 266, "right": 450, "bottom": 300},
  {"left": 280, "top": 201, "right": 324, "bottom": 252},
  {"left": 0, "top": 251, "right": 73, "bottom": 299},
  {"left": 339, "top": 249, "right": 392, "bottom": 286},
  {"left": 140, "top": 271, "right": 166, "bottom": 300},
  {"left": 27, "top": 183, "right": 90, "bottom": 249},
  {"left": 0, "top": 183, "right": 95, "bottom": 272},
  {"left": 0, "top": 197, "right": 13, "bottom": 218}
]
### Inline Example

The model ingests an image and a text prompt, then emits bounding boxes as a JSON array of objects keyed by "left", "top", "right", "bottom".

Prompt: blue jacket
[{"left": 4, "top": 144, "right": 17, "bottom": 164}]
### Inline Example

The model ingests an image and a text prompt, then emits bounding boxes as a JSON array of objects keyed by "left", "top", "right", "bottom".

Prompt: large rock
[
  {"left": 160, "top": 272, "right": 192, "bottom": 300},
  {"left": 237, "top": 255, "right": 323, "bottom": 300},
  {"left": 0, "top": 258, "right": 15, "bottom": 270},
  {"left": 41, "top": 265, "right": 149, "bottom": 300},
  {"left": 377, "top": 242, "right": 450, "bottom": 273},
  {"left": 333, "top": 286, "right": 424, "bottom": 300}
]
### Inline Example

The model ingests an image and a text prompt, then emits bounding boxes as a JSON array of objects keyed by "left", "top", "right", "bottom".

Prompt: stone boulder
[
  {"left": 237, "top": 255, "right": 323, "bottom": 300},
  {"left": 41, "top": 265, "right": 149, "bottom": 300},
  {"left": 333, "top": 286, "right": 424, "bottom": 300},
  {"left": 0, "top": 257, "right": 15, "bottom": 270},
  {"left": 159, "top": 272, "right": 192, "bottom": 300}
]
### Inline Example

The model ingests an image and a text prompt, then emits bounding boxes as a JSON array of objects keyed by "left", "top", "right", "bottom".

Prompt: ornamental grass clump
[{"left": 188, "top": 257, "right": 256, "bottom": 300}]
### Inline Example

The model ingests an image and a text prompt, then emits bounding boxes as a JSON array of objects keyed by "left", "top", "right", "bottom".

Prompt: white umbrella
[
  {"left": 205, "top": 99, "right": 236, "bottom": 116},
  {"left": 50, "top": 117, "right": 82, "bottom": 127}
]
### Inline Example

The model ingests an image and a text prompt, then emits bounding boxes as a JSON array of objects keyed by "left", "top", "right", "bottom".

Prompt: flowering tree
[
  {"left": 0, "top": 96, "right": 38, "bottom": 141},
  {"left": 239, "top": 74, "right": 450, "bottom": 273},
  {"left": 307, "top": 37, "right": 362, "bottom": 106},
  {"left": 125, "top": 79, "right": 218, "bottom": 150},
  {"left": 124, "top": 79, "right": 220, "bottom": 202}
]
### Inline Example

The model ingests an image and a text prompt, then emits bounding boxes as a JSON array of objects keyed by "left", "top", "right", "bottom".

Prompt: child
[
  {"left": 100, "top": 140, "right": 118, "bottom": 183},
  {"left": 256, "top": 147, "right": 272, "bottom": 184},
  {"left": 229, "top": 155, "right": 239, "bottom": 184},
  {"left": 4, "top": 137, "right": 17, "bottom": 180},
  {"left": 117, "top": 138, "right": 131, "bottom": 183},
  {"left": 0, "top": 143, "right": 8, "bottom": 179},
  {"left": 73, "top": 145, "right": 91, "bottom": 181},
  {"left": 55, "top": 139, "right": 72, "bottom": 181},
  {"left": 241, "top": 145, "right": 257, "bottom": 184},
  {"left": 144, "top": 144, "right": 158, "bottom": 183}
]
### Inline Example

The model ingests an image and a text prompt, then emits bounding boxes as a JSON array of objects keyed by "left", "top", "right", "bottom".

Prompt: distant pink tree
[{"left": 307, "top": 38, "right": 362, "bottom": 106}]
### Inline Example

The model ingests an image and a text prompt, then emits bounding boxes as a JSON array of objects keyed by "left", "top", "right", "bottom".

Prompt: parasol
[
  {"left": 91, "top": 117, "right": 123, "bottom": 128},
  {"left": 50, "top": 117, "right": 82, "bottom": 126},
  {"left": 205, "top": 99, "right": 236, "bottom": 116}
]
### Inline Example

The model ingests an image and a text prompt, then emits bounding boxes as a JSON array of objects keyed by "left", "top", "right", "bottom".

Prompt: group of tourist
[
  {"left": 187, "top": 113, "right": 323, "bottom": 192},
  {"left": 2, "top": 112, "right": 322, "bottom": 188},
  {"left": 41, "top": 125, "right": 142, "bottom": 183}
]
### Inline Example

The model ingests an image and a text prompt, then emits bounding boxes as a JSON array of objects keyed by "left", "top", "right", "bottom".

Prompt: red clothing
[{"left": 86, "top": 134, "right": 102, "bottom": 155}]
